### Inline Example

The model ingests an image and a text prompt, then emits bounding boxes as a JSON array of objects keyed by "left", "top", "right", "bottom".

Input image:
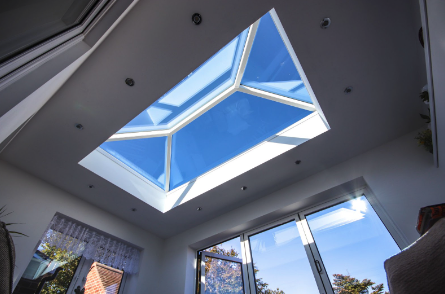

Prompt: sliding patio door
[
  {"left": 241, "top": 194, "right": 402, "bottom": 294},
  {"left": 297, "top": 195, "right": 401, "bottom": 294},
  {"left": 242, "top": 218, "right": 326, "bottom": 294}
]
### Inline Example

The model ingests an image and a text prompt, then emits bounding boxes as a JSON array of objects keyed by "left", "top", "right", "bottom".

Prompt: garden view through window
[
  {"left": 12, "top": 215, "right": 134, "bottom": 294},
  {"left": 196, "top": 195, "right": 400, "bottom": 294},
  {"left": 13, "top": 243, "right": 124, "bottom": 294},
  {"left": 13, "top": 242, "right": 82, "bottom": 294}
]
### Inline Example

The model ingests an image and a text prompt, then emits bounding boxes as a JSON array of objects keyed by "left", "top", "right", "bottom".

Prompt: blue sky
[{"left": 305, "top": 196, "right": 400, "bottom": 292}]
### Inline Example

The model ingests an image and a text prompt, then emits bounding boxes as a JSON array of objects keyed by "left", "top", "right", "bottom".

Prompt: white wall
[
  {"left": 159, "top": 129, "right": 445, "bottom": 294},
  {"left": 425, "top": 0, "right": 445, "bottom": 169},
  {"left": 0, "top": 160, "right": 163, "bottom": 294},
  {"left": 2, "top": 129, "right": 444, "bottom": 294}
]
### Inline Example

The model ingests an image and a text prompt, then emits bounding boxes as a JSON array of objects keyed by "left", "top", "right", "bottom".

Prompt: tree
[
  {"left": 202, "top": 246, "right": 285, "bottom": 294},
  {"left": 39, "top": 243, "right": 81, "bottom": 294},
  {"left": 255, "top": 276, "right": 285, "bottom": 294},
  {"left": 332, "top": 274, "right": 389, "bottom": 294},
  {"left": 202, "top": 246, "right": 244, "bottom": 294}
]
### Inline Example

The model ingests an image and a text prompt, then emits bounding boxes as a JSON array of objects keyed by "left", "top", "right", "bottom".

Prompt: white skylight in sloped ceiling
[{"left": 80, "top": 9, "right": 329, "bottom": 213}]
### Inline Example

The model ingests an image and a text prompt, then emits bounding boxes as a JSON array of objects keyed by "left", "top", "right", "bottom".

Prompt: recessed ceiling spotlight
[
  {"left": 196, "top": 207, "right": 202, "bottom": 211},
  {"left": 131, "top": 208, "right": 137, "bottom": 212},
  {"left": 125, "top": 78, "right": 135, "bottom": 86},
  {"left": 88, "top": 184, "right": 94, "bottom": 189},
  {"left": 320, "top": 18, "right": 331, "bottom": 29},
  {"left": 75, "top": 123, "right": 84, "bottom": 130},
  {"left": 295, "top": 160, "right": 302, "bottom": 165},
  {"left": 344, "top": 86, "right": 353, "bottom": 94},
  {"left": 241, "top": 186, "right": 247, "bottom": 191},
  {"left": 192, "top": 13, "right": 202, "bottom": 25}
]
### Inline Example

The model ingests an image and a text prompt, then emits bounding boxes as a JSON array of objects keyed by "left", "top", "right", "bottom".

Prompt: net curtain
[{"left": 40, "top": 215, "right": 140, "bottom": 274}]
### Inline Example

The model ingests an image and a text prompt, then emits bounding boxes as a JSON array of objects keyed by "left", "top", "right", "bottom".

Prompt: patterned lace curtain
[{"left": 40, "top": 215, "right": 140, "bottom": 274}]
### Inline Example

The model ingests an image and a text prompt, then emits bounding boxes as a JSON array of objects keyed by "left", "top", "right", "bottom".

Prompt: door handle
[{"left": 315, "top": 260, "right": 323, "bottom": 274}]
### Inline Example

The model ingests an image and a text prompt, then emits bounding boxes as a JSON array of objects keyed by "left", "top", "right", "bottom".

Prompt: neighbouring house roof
[{"left": 84, "top": 262, "right": 123, "bottom": 294}]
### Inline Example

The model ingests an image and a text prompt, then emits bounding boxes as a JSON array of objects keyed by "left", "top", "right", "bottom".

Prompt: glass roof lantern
[{"left": 94, "top": 10, "right": 324, "bottom": 196}]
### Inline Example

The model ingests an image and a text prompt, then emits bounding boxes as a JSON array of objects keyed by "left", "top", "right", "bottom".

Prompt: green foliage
[
  {"left": 201, "top": 246, "right": 390, "bottom": 294},
  {"left": 415, "top": 129, "right": 433, "bottom": 154},
  {"left": 419, "top": 113, "right": 431, "bottom": 124},
  {"left": 202, "top": 245, "right": 285, "bottom": 294},
  {"left": 332, "top": 274, "right": 389, "bottom": 294},
  {"left": 39, "top": 243, "right": 81, "bottom": 294},
  {"left": 415, "top": 90, "right": 433, "bottom": 154},
  {"left": 203, "top": 246, "right": 244, "bottom": 294},
  {"left": 255, "top": 277, "right": 285, "bottom": 294},
  {"left": 420, "top": 91, "right": 429, "bottom": 103}
]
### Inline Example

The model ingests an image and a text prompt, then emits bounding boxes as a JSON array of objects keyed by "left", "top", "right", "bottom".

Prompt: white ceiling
[{"left": 0, "top": 0, "right": 427, "bottom": 238}]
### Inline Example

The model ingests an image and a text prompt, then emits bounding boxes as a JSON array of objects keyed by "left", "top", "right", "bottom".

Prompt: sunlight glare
[{"left": 351, "top": 198, "right": 367, "bottom": 213}]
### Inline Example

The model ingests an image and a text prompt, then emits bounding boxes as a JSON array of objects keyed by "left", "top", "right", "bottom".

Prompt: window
[
  {"left": 196, "top": 237, "right": 247, "bottom": 294},
  {"left": 81, "top": 261, "right": 124, "bottom": 294},
  {"left": 248, "top": 221, "right": 319, "bottom": 293},
  {"left": 300, "top": 195, "right": 400, "bottom": 293},
  {"left": 195, "top": 191, "right": 403, "bottom": 294},
  {"left": 115, "top": 29, "right": 249, "bottom": 134},
  {"left": 0, "top": 0, "right": 111, "bottom": 77},
  {"left": 13, "top": 245, "right": 82, "bottom": 294},
  {"left": 0, "top": 0, "right": 102, "bottom": 64},
  {"left": 13, "top": 215, "right": 139, "bottom": 294},
  {"left": 80, "top": 9, "right": 329, "bottom": 212}
]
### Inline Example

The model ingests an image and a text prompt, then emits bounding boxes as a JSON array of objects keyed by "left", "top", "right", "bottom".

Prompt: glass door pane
[
  {"left": 302, "top": 195, "right": 400, "bottom": 294},
  {"left": 201, "top": 252, "right": 244, "bottom": 294},
  {"left": 197, "top": 237, "right": 250, "bottom": 294},
  {"left": 247, "top": 221, "right": 321, "bottom": 294}
]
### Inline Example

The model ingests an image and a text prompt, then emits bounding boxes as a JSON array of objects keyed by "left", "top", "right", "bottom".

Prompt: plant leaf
[
  {"left": 420, "top": 91, "right": 429, "bottom": 102},
  {"left": 9, "top": 231, "right": 28, "bottom": 237},
  {"left": 419, "top": 114, "right": 431, "bottom": 123},
  {"left": 0, "top": 211, "right": 12, "bottom": 218},
  {"left": 0, "top": 205, "right": 7, "bottom": 216}
]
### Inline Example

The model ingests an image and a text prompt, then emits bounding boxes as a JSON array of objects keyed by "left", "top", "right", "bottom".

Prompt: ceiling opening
[{"left": 79, "top": 9, "right": 329, "bottom": 212}]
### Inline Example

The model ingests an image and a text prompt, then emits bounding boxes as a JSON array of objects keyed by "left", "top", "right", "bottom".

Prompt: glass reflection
[
  {"left": 100, "top": 136, "right": 167, "bottom": 189},
  {"left": 306, "top": 196, "right": 400, "bottom": 293},
  {"left": 118, "top": 28, "right": 249, "bottom": 133},
  {"left": 241, "top": 13, "right": 312, "bottom": 103},
  {"left": 170, "top": 92, "right": 311, "bottom": 190},
  {"left": 249, "top": 222, "right": 319, "bottom": 293}
]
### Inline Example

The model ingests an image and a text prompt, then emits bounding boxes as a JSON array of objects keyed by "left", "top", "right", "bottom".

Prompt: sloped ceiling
[{"left": 0, "top": 0, "right": 426, "bottom": 238}]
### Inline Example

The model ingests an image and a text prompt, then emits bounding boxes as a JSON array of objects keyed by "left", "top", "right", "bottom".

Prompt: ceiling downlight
[{"left": 192, "top": 13, "right": 202, "bottom": 25}]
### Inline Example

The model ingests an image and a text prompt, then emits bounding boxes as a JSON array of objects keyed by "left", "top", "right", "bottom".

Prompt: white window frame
[
  {"left": 241, "top": 215, "right": 329, "bottom": 294},
  {"left": 296, "top": 191, "right": 407, "bottom": 294},
  {"left": 195, "top": 186, "right": 408, "bottom": 294},
  {"left": 79, "top": 8, "right": 330, "bottom": 212},
  {"left": 0, "top": 0, "right": 114, "bottom": 78},
  {"left": 200, "top": 251, "right": 249, "bottom": 294}
]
